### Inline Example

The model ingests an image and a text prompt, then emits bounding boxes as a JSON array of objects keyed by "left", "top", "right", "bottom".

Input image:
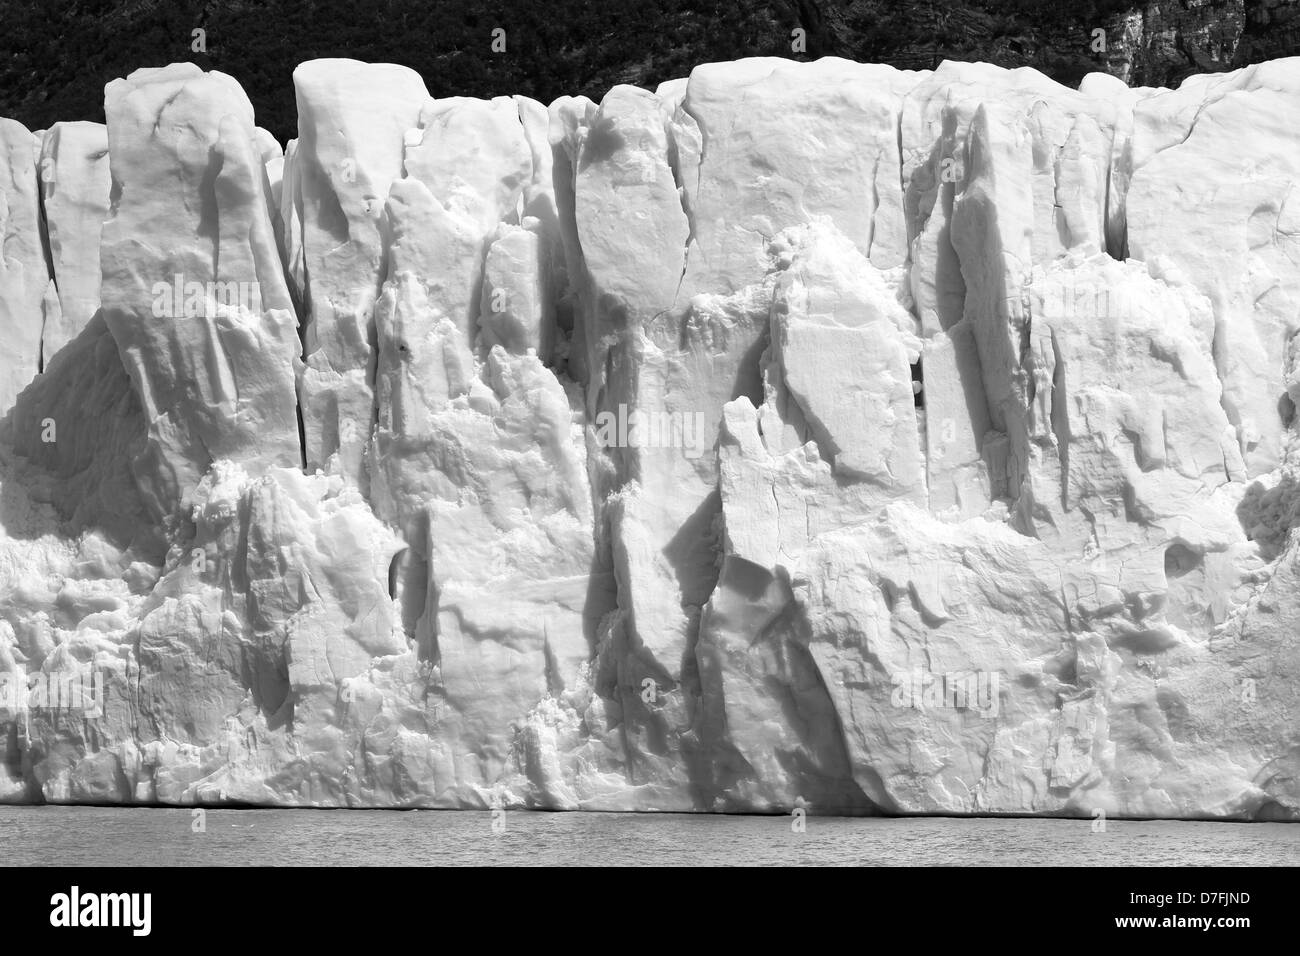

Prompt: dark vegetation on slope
[{"left": 0, "top": 0, "right": 1293, "bottom": 143}]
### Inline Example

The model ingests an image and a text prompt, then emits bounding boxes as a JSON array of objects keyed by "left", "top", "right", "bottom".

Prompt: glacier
[{"left": 0, "top": 55, "right": 1298, "bottom": 819}]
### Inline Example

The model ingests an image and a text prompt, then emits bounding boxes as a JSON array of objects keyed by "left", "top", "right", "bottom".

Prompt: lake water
[{"left": 0, "top": 807, "right": 1296, "bottom": 866}]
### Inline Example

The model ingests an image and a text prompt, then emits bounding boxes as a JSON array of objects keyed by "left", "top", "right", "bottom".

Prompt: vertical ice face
[
  {"left": 903, "top": 63, "right": 1110, "bottom": 339},
  {"left": 0, "top": 118, "right": 54, "bottom": 415},
  {"left": 947, "top": 101, "right": 1039, "bottom": 512},
  {"left": 576, "top": 85, "right": 688, "bottom": 337},
  {"left": 98, "top": 64, "right": 302, "bottom": 517},
  {"left": 369, "top": 94, "right": 533, "bottom": 561},
  {"left": 768, "top": 225, "right": 925, "bottom": 492},
  {"left": 501, "top": 94, "right": 564, "bottom": 363},
  {"left": 37, "top": 122, "right": 110, "bottom": 361},
  {"left": 573, "top": 82, "right": 747, "bottom": 802},
  {"left": 2, "top": 55, "right": 1300, "bottom": 819},
  {"left": 392, "top": 94, "right": 532, "bottom": 348},
  {"left": 148, "top": 463, "right": 405, "bottom": 805},
  {"left": 1076, "top": 71, "right": 1163, "bottom": 259},
  {"left": 546, "top": 94, "right": 598, "bottom": 387},
  {"left": 943, "top": 84, "right": 1114, "bottom": 524},
  {"left": 691, "top": 221, "right": 928, "bottom": 810},
  {"left": 565, "top": 57, "right": 933, "bottom": 804},
  {"left": 1125, "top": 58, "right": 1300, "bottom": 476},
  {"left": 276, "top": 138, "right": 306, "bottom": 308},
  {"left": 675, "top": 57, "right": 925, "bottom": 298},
  {"left": 362, "top": 94, "right": 606, "bottom": 804},
  {"left": 292, "top": 59, "right": 430, "bottom": 484},
  {"left": 1025, "top": 253, "right": 1245, "bottom": 553}
]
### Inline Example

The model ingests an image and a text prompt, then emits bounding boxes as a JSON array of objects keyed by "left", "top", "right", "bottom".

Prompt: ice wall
[{"left": 1, "top": 56, "right": 1298, "bottom": 820}]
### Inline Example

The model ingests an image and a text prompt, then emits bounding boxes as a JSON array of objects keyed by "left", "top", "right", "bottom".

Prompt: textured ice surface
[{"left": 1, "top": 57, "right": 1299, "bottom": 819}]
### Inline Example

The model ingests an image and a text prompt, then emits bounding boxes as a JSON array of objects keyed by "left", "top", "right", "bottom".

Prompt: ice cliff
[{"left": 1, "top": 56, "right": 1298, "bottom": 819}]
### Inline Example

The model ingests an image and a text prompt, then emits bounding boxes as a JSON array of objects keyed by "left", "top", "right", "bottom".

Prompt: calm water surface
[{"left": 0, "top": 807, "right": 1295, "bottom": 866}]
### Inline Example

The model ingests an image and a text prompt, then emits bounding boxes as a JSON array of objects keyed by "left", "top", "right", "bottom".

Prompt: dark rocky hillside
[{"left": 0, "top": 0, "right": 1292, "bottom": 142}]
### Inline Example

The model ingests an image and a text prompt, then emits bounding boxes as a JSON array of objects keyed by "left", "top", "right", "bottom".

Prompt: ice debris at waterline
[{"left": 1, "top": 57, "right": 1298, "bottom": 819}]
